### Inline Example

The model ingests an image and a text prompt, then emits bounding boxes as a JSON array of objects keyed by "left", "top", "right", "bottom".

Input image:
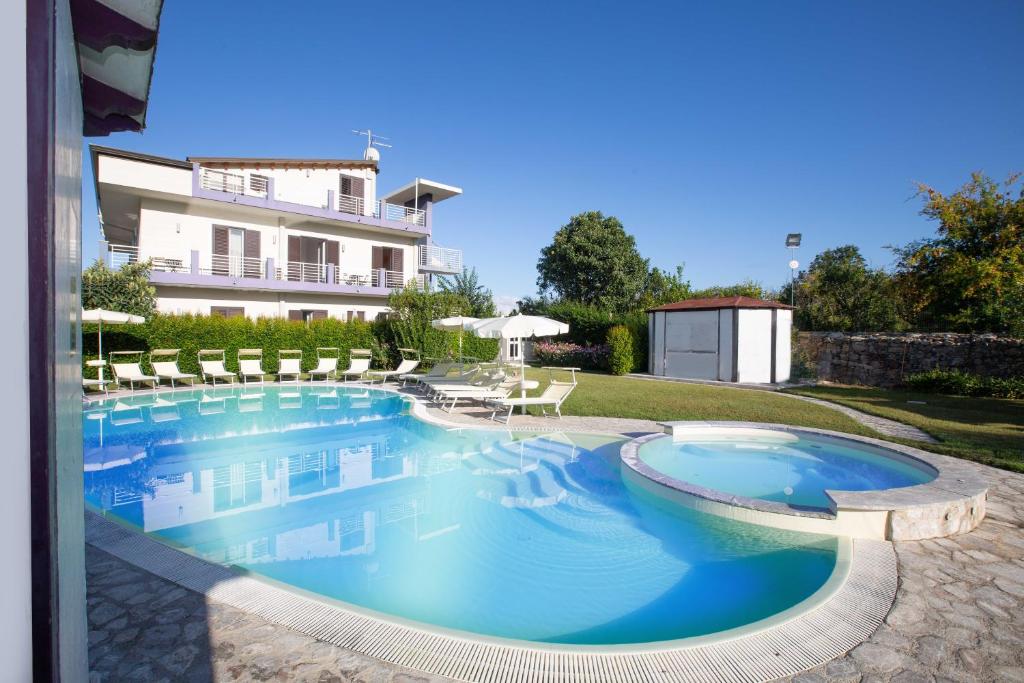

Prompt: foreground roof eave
[
  {"left": 90, "top": 144, "right": 193, "bottom": 170},
  {"left": 186, "top": 156, "right": 378, "bottom": 171},
  {"left": 647, "top": 296, "right": 795, "bottom": 312}
]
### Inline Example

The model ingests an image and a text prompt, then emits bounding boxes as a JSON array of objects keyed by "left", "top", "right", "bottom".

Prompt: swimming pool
[
  {"left": 83, "top": 386, "right": 841, "bottom": 646},
  {"left": 636, "top": 428, "right": 937, "bottom": 510}
]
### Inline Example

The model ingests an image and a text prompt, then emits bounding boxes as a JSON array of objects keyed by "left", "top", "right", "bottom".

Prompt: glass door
[{"left": 228, "top": 227, "right": 244, "bottom": 277}]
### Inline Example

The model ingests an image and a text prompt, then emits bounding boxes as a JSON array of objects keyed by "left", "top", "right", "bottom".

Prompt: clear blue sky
[{"left": 82, "top": 1, "right": 1023, "bottom": 311}]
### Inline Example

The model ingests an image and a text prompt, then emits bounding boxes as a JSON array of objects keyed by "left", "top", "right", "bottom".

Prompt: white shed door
[{"left": 663, "top": 311, "right": 719, "bottom": 380}]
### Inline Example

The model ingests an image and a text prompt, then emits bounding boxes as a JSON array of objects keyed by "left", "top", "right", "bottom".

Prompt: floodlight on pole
[{"left": 785, "top": 233, "right": 802, "bottom": 307}]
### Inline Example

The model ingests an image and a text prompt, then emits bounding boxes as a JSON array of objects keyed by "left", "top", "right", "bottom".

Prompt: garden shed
[{"left": 648, "top": 296, "right": 794, "bottom": 384}]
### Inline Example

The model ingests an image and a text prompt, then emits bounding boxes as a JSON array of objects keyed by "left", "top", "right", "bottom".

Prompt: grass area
[
  {"left": 784, "top": 385, "right": 1024, "bottom": 473},
  {"left": 519, "top": 368, "right": 876, "bottom": 436}
]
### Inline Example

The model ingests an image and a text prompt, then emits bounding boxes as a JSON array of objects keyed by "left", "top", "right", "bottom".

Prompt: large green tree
[
  {"left": 82, "top": 258, "right": 157, "bottom": 318},
  {"left": 436, "top": 266, "right": 496, "bottom": 317},
  {"left": 536, "top": 211, "right": 650, "bottom": 312},
  {"left": 640, "top": 266, "right": 692, "bottom": 308},
  {"left": 893, "top": 173, "right": 1024, "bottom": 336},
  {"left": 787, "top": 245, "right": 905, "bottom": 331}
]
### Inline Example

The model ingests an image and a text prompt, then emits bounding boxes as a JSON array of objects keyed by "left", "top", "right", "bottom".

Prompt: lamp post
[{"left": 786, "top": 233, "right": 801, "bottom": 307}]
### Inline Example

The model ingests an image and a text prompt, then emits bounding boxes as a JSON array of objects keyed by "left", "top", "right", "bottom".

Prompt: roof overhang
[
  {"left": 381, "top": 178, "right": 462, "bottom": 205},
  {"left": 71, "top": 0, "right": 165, "bottom": 136},
  {"left": 186, "top": 157, "right": 378, "bottom": 171}
]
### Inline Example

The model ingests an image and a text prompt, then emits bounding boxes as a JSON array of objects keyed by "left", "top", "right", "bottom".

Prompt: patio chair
[
  {"left": 424, "top": 367, "right": 503, "bottom": 398},
  {"left": 149, "top": 349, "right": 197, "bottom": 388},
  {"left": 109, "top": 351, "right": 159, "bottom": 392},
  {"left": 237, "top": 349, "right": 267, "bottom": 385},
  {"left": 487, "top": 367, "right": 580, "bottom": 423},
  {"left": 366, "top": 348, "right": 421, "bottom": 385},
  {"left": 197, "top": 349, "right": 236, "bottom": 386},
  {"left": 308, "top": 347, "right": 339, "bottom": 382},
  {"left": 339, "top": 348, "right": 371, "bottom": 382},
  {"left": 436, "top": 373, "right": 522, "bottom": 412},
  {"left": 277, "top": 349, "right": 303, "bottom": 382}
]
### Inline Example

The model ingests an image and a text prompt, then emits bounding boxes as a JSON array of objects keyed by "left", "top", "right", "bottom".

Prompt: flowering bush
[{"left": 533, "top": 341, "right": 609, "bottom": 371}]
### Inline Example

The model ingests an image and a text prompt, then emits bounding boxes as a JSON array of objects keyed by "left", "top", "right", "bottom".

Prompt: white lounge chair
[
  {"left": 109, "top": 351, "right": 159, "bottom": 392},
  {"left": 308, "top": 347, "right": 339, "bottom": 382},
  {"left": 149, "top": 349, "right": 197, "bottom": 388},
  {"left": 197, "top": 349, "right": 236, "bottom": 386},
  {"left": 425, "top": 367, "right": 502, "bottom": 397},
  {"left": 403, "top": 361, "right": 456, "bottom": 388},
  {"left": 237, "top": 349, "right": 266, "bottom": 385},
  {"left": 487, "top": 367, "right": 579, "bottom": 423},
  {"left": 277, "top": 350, "right": 303, "bottom": 382},
  {"left": 339, "top": 349, "right": 371, "bottom": 382},
  {"left": 436, "top": 374, "right": 521, "bottom": 412},
  {"left": 83, "top": 359, "right": 110, "bottom": 395},
  {"left": 367, "top": 358, "right": 420, "bottom": 385}
]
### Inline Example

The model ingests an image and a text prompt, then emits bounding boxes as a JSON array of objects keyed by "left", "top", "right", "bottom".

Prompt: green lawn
[
  {"left": 784, "top": 385, "right": 1024, "bottom": 473},
  {"left": 519, "top": 368, "right": 876, "bottom": 436}
]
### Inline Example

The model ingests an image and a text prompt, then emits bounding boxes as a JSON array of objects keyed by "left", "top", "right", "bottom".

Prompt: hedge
[
  {"left": 534, "top": 301, "right": 648, "bottom": 372},
  {"left": 606, "top": 325, "right": 634, "bottom": 375},
  {"left": 82, "top": 313, "right": 498, "bottom": 378},
  {"left": 904, "top": 369, "right": 1024, "bottom": 399},
  {"left": 532, "top": 341, "right": 609, "bottom": 371}
]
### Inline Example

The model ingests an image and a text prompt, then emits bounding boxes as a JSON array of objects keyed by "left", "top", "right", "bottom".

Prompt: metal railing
[
  {"left": 380, "top": 202, "right": 426, "bottom": 226},
  {"left": 370, "top": 270, "right": 424, "bottom": 289},
  {"left": 200, "top": 168, "right": 245, "bottom": 194},
  {"left": 201, "top": 253, "right": 264, "bottom": 279},
  {"left": 338, "top": 193, "right": 365, "bottom": 216},
  {"left": 108, "top": 244, "right": 139, "bottom": 268},
  {"left": 279, "top": 260, "right": 329, "bottom": 283},
  {"left": 249, "top": 174, "right": 269, "bottom": 198},
  {"left": 418, "top": 244, "right": 462, "bottom": 272}
]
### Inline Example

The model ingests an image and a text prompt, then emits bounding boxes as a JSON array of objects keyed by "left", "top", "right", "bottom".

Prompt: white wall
[
  {"left": 0, "top": 1, "right": 35, "bottom": 677},
  {"left": 775, "top": 310, "right": 793, "bottom": 383},
  {"left": 97, "top": 154, "right": 192, "bottom": 196},
  {"left": 736, "top": 309, "right": 774, "bottom": 383},
  {"left": 214, "top": 165, "right": 376, "bottom": 214},
  {"left": 155, "top": 286, "right": 390, "bottom": 321}
]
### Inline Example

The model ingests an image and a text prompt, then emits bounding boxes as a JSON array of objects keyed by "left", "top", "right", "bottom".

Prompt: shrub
[
  {"left": 533, "top": 341, "right": 609, "bottom": 371},
  {"left": 606, "top": 325, "right": 634, "bottom": 375},
  {"left": 904, "top": 369, "right": 1024, "bottom": 399}
]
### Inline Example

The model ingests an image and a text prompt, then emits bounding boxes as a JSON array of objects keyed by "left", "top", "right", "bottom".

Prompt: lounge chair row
[{"left": 87, "top": 348, "right": 422, "bottom": 392}]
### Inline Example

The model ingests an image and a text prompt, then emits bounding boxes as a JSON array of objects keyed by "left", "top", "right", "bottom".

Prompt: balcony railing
[
  {"left": 200, "top": 254, "right": 265, "bottom": 279},
  {"left": 338, "top": 193, "right": 365, "bottom": 216},
  {"left": 380, "top": 202, "right": 425, "bottom": 226},
  {"left": 200, "top": 169, "right": 245, "bottom": 194},
  {"left": 108, "top": 244, "right": 139, "bottom": 268},
  {"left": 418, "top": 244, "right": 462, "bottom": 273}
]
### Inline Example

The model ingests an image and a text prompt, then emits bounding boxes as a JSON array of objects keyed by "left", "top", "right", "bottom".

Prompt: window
[
  {"left": 211, "top": 306, "right": 244, "bottom": 318},
  {"left": 286, "top": 235, "right": 340, "bottom": 282},
  {"left": 371, "top": 246, "right": 404, "bottom": 275},
  {"left": 212, "top": 225, "right": 261, "bottom": 278},
  {"left": 288, "top": 309, "right": 328, "bottom": 324},
  {"left": 507, "top": 337, "right": 521, "bottom": 361}
]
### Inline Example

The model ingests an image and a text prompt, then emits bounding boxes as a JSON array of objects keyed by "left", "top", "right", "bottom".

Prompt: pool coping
[
  {"left": 85, "top": 510, "right": 896, "bottom": 683},
  {"left": 621, "top": 422, "right": 989, "bottom": 541}
]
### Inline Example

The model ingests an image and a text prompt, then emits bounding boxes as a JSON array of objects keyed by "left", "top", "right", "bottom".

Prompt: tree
[
  {"left": 436, "top": 267, "right": 497, "bottom": 317},
  {"left": 536, "top": 211, "right": 650, "bottom": 312},
  {"left": 787, "top": 245, "right": 905, "bottom": 331},
  {"left": 893, "top": 173, "right": 1024, "bottom": 336},
  {"left": 82, "top": 258, "right": 157, "bottom": 318},
  {"left": 640, "top": 266, "right": 692, "bottom": 308},
  {"left": 690, "top": 280, "right": 769, "bottom": 300}
]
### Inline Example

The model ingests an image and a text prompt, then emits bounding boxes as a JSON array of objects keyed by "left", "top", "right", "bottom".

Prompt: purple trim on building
[
  {"left": 149, "top": 270, "right": 395, "bottom": 297},
  {"left": 190, "top": 164, "right": 432, "bottom": 236},
  {"left": 69, "top": 0, "right": 157, "bottom": 52}
]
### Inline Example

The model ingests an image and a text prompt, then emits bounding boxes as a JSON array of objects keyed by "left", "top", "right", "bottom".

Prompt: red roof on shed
[{"left": 648, "top": 296, "right": 794, "bottom": 312}]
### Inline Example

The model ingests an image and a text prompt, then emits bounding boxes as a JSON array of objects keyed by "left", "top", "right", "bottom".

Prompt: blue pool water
[
  {"left": 84, "top": 386, "right": 839, "bottom": 645},
  {"left": 638, "top": 430, "right": 936, "bottom": 510}
]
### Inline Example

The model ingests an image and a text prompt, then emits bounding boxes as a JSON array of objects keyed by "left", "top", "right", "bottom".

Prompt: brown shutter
[
  {"left": 371, "top": 245, "right": 383, "bottom": 270},
  {"left": 326, "top": 240, "right": 340, "bottom": 266},
  {"left": 288, "top": 310, "right": 303, "bottom": 321},
  {"left": 311, "top": 310, "right": 327, "bottom": 320},
  {"left": 391, "top": 247, "right": 403, "bottom": 274},
  {"left": 340, "top": 175, "right": 351, "bottom": 196},
  {"left": 212, "top": 225, "right": 229, "bottom": 276},
  {"left": 356, "top": 311, "right": 366, "bottom": 321},
  {"left": 346, "top": 310, "right": 354, "bottom": 322},
  {"left": 350, "top": 177, "right": 364, "bottom": 199},
  {"left": 287, "top": 235, "right": 300, "bottom": 281},
  {"left": 243, "top": 229, "right": 261, "bottom": 278}
]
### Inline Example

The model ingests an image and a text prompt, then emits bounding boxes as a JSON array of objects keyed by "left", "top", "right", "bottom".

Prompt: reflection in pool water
[{"left": 84, "top": 386, "right": 838, "bottom": 645}]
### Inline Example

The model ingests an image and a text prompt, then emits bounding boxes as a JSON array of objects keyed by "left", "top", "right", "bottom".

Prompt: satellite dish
[{"left": 364, "top": 146, "right": 380, "bottom": 162}]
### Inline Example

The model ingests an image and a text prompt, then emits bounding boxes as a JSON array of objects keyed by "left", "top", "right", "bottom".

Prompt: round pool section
[
  {"left": 636, "top": 428, "right": 937, "bottom": 511},
  {"left": 83, "top": 386, "right": 842, "bottom": 646}
]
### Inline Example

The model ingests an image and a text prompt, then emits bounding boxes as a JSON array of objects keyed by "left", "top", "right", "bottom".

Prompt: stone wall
[{"left": 796, "top": 332, "right": 1024, "bottom": 388}]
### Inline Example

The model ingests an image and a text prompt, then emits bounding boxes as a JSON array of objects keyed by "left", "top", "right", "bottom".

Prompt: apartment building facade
[{"left": 91, "top": 145, "right": 464, "bottom": 321}]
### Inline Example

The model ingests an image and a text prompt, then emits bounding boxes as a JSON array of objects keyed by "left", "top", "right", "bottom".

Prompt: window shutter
[
  {"left": 288, "top": 310, "right": 303, "bottom": 322},
  {"left": 212, "top": 226, "right": 229, "bottom": 276},
  {"left": 391, "top": 247, "right": 404, "bottom": 274},
  {"left": 346, "top": 311, "right": 354, "bottom": 322},
  {"left": 357, "top": 311, "right": 366, "bottom": 321},
  {"left": 287, "top": 236, "right": 300, "bottom": 281},
  {"left": 311, "top": 310, "right": 327, "bottom": 320},
  {"left": 371, "top": 246, "right": 383, "bottom": 270},
  {"left": 326, "top": 240, "right": 340, "bottom": 266},
  {"left": 340, "top": 175, "right": 352, "bottom": 196},
  {"left": 243, "top": 230, "right": 261, "bottom": 278},
  {"left": 350, "top": 176, "right": 364, "bottom": 199}
]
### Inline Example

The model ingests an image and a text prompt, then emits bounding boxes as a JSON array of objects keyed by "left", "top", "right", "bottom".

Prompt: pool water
[
  {"left": 638, "top": 430, "right": 936, "bottom": 510},
  {"left": 84, "top": 386, "right": 839, "bottom": 645}
]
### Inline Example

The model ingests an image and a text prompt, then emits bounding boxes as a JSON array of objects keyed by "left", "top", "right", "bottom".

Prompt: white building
[
  {"left": 91, "top": 145, "right": 465, "bottom": 322},
  {"left": 648, "top": 296, "right": 793, "bottom": 384}
]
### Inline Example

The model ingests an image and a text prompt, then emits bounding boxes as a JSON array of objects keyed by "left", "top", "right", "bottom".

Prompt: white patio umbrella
[
  {"left": 430, "top": 316, "right": 480, "bottom": 366},
  {"left": 82, "top": 309, "right": 146, "bottom": 382},
  {"left": 469, "top": 314, "right": 570, "bottom": 411}
]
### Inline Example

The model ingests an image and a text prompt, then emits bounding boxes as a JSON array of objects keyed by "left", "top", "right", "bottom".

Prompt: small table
[{"left": 518, "top": 379, "right": 539, "bottom": 415}]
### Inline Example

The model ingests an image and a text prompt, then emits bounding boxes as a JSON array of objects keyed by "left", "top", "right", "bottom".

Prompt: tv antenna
[{"left": 352, "top": 129, "right": 391, "bottom": 159}]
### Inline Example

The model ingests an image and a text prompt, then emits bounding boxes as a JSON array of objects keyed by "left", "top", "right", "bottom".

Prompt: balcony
[
  {"left": 418, "top": 244, "right": 462, "bottom": 274},
  {"left": 196, "top": 168, "right": 428, "bottom": 231},
  {"left": 104, "top": 243, "right": 424, "bottom": 295}
]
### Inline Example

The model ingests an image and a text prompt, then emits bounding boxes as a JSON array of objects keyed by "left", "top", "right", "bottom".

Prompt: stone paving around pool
[{"left": 85, "top": 401, "right": 1024, "bottom": 682}]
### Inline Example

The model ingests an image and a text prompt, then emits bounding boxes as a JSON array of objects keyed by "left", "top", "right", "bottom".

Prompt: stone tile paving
[{"left": 87, "top": 405, "right": 1024, "bottom": 682}]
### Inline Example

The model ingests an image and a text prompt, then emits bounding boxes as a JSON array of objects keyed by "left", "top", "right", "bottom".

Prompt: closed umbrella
[
  {"left": 430, "top": 316, "right": 480, "bottom": 366},
  {"left": 82, "top": 309, "right": 146, "bottom": 382},
  {"left": 469, "top": 314, "right": 570, "bottom": 412}
]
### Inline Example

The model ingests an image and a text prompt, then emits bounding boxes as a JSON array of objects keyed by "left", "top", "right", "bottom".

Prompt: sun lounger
[
  {"left": 237, "top": 349, "right": 267, "bottom": 385},
  {"left": 435, "top": 374, "right": 521, "bottom": 412},
  {"left": 277, "top": 350, "right": 302, "bottom": 382},
  {"left": 339, "top": 349, "right": 371, "bottom": 382},
  {"left": 366, "top": 349, "right": 421, "bottom": 385},
  {"left": 197, "top": 349, "right": 236, "bottom": 386},
  {"left": 309, "top": 347, "right": 339, "bottom": 382},
  {"left": 425, "top": 368, "right": 503, "bottom": 397},
  {"left": 487, "top": 368, "right": 579, "bottom": 423},
  {"left": 402, "top": 361, "right": 456, "bottom": 387},
  {"left": 149, "top": 349, "right": 197, "bottom": 388},
  {"left": 109, "top": 351, "right": 159, "bottom": 391}
]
